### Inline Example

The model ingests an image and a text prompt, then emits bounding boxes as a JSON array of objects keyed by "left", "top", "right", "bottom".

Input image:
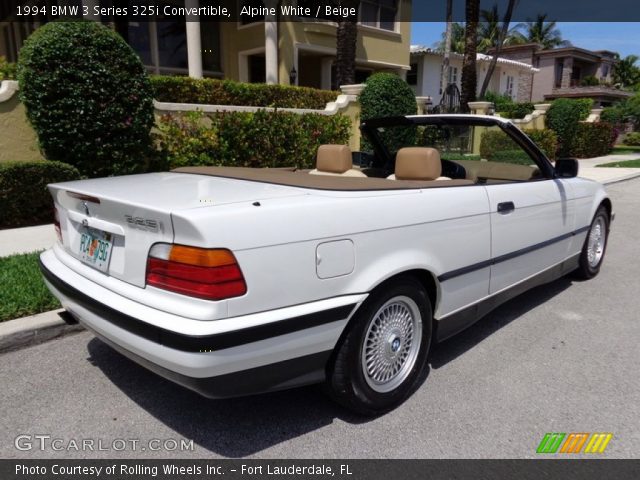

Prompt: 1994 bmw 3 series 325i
[{"left": 40, "top": 115, "right": 612, "bottom": 415}]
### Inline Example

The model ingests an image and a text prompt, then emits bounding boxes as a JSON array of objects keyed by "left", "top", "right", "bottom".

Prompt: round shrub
[
  {"left": 359, "top": 73, "right": 417, "bottom": 152},
  {"left": 17, "top": 21, "right": 154, "bottom": 177}
]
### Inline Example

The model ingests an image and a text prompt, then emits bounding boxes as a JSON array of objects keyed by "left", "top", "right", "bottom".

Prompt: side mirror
[{"left": 555, "top": 158, "right": 579, "bottom": 178}]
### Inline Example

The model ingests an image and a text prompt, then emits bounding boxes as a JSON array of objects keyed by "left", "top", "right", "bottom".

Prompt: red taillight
[
  {"left": 146, "top": 245, "right": 247, "bottom": 300},
  {"left": 53, "top": 207, "right": 62, "bottom": 243}
]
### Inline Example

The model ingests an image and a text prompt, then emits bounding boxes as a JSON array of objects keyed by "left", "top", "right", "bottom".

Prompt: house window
[
  {"left": 602, "top": 64, "right": 610, "bottom": 78},
  {"left": 555, "top": 59, "right": 564, "bottom": 88},
  {"left": 360, "top": 0, "right": 397, "bottom": 31},
  {"left": 449, "top": 66, "right": 458, "bottom": 84},
  {"left": 127, "top": 17, "right": 222, "bottom": 76},
  {"left": 407, "top": 63, "right": 418, "bottom": 86},
  {"left": 439, "top": 66, "right": 458, "bottom": 94},
  {"left": 505, "top": 75, "right": 515, "bottom": 98}
]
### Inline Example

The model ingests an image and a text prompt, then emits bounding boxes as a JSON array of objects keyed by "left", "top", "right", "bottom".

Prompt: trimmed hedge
[
  {"left": 480, "top": 129, "right": 558, "bottom": 162},
  {"left": 568, "top": 123, "right": 615, "bottom": 158},
  {"left": 0, "top": 162, "right": 81, "bottom": 229},
  {"left": 499, "top": 103, "right": 535, "bottom": 120},
  {"left": 486, "top": 150, "right": 533, "bottom": 165},
  {"left": 157, "top": 110, "right": 352, "bottom": 169},
  {"left": 17, "top": 21, "right": 155, "bottom": 178},
  {"left": 0, "top": 56, "right": 16, "bottom": 81},
  {"left": 483, "top": 92, "right": 534, "bottom": 120},
  {"left": 359, "top": 73, "right": 417, "bottom": 152},
  {"left": 151, "top": 76, "right": 339, "bottom": 110},
  {"left": 546, "top": 98, "right": 593, "bottom": 156},
  {"left": 526, "top": 129, "right": 559, "bottom": 160}
]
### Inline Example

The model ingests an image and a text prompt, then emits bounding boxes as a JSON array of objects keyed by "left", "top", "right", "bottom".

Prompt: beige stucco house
[
  {"left": 0, "top": 0, "right": 411, "bottom": 90},
  {"left": 495, "top": 43, "right": 633, "bottom": 106}
]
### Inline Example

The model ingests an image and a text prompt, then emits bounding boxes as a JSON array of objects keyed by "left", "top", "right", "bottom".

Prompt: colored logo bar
[{"left": 537, "top": 433, "right": 612, "bottom": 454}]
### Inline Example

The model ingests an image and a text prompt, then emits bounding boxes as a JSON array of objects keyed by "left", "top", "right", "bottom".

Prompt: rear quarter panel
[{"left": 170, "top": 185, "right": 492, "bottom": 319}]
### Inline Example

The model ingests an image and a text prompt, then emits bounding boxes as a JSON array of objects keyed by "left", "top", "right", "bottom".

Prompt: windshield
[{"left": 365, "top": 122, "right": 537, "bottom": 165}]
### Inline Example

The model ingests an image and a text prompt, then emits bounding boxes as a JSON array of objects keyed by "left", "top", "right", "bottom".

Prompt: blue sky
[{"left": 410, "top": 23, "right": 640, "bottom": 58}]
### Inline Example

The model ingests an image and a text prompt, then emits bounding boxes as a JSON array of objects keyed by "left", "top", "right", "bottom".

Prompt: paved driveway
[{"left": 1, "top": 179, "right": 639, "bottom": 459}]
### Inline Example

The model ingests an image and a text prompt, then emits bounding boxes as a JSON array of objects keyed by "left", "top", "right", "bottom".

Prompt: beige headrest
[
  {"left": 316, "top": 145, "right": 352, "bottom": 174},
  {"left": 395, "top": 147, "right": 442, "bottom": 181}
]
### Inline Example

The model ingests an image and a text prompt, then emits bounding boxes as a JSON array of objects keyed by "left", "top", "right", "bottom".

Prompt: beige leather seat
[
  {"left": 387, "top": 147, "right": 451, "bottom": 181},
  {"left": 309, "top": 145, "right": 367, "bottom": 177}
]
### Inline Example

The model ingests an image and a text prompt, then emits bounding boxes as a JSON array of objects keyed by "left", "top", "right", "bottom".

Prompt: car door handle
[{"left": 497, "top": 201, "right": 515, "bottom": 214}]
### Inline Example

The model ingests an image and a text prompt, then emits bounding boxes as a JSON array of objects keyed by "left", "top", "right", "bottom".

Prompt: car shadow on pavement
[
  {"left": 85, "top": 276, "right": 571, "bottom": 457},
  {"left": 430, "top": 277, "right": 573, "bottom": 369},
  {"left": 86, "top": 338, "right": 368, "bottom": 458}
]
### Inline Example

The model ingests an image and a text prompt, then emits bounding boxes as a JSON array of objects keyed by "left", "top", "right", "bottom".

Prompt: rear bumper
[{"left": 39, "top": 249, "right": 363, "bottom": 398}]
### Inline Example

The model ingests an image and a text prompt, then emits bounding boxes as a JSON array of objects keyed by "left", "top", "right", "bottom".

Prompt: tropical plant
[
  {"left": 434, "top": 22, "right": 466, "bottom": 54},
  {"left": 440, "top": 0, "right": 454, "bottom": 102},
  {"left": 334, "top": 0, "right": 360, "bottom": 86},
  {"left": 478, "top": 0, "right": 517, "bottom": 99},
  {"left": 511, "top": 14, "right": 571, "bottom": 49},
  {"left": 477, "top": 5, "right": 502, "bottom": 53},
  {"left": 460, "top": 0, "right": 480, "bottom": 112},
  {"left": 613, "top": 54, "right": 640, "bottom": 89},
  {"left": 620, "top": 92, "right": 640, "bottom": 129},
  {"left": 580, "top": 75, "right": 600, "bottom": 87},
  {"left": 477, "top": 5, "right": 520, "bottom": 52}
]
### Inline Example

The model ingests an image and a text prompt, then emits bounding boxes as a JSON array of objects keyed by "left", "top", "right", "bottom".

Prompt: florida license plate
[{"left": 78, "top": 227, "right": 113, "bottom": 272}]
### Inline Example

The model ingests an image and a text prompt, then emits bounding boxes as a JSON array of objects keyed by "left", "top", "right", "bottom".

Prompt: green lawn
[
  {"left": 0, "top": 252, "right": 60, "bottom": 322},
  {"left": 612, "top": 145, "right": 640, "bottom": 155},
  {"left": 597, "top": 159, "right": 640, "bottom": 168}
]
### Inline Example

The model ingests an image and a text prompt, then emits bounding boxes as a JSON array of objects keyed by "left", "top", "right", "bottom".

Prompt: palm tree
[
  {"left": 613, "top": 54, "right": 640, "bottom": 89},
  {"left": 460, "top": 0, "right": 480, "bottom": 112},
  {"left": 435, "top": 9, "right": 518, "bottom": 55},
  {"left": 512, "top": 14, "right": 570, "bottom": 49},
  {"left": 434, "top": 23, "right": 466, "bottom": 54},
  {"left": 477, "top": 4, "right": 519, "bottom": 53},
  {"left": 440, "top": 0, "right": 454, "bottom": 103},
  {"left": 335, "top": 0, "right": 360, "bottom": 87},
  {"left": 479, "top": 0, "right": 517, "bottom": 99},
  {"left": 478, "top": 5, "right": 501, "bottom": 53}
]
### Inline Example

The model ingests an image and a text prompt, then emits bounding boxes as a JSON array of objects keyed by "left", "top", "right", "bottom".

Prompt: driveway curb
[
  {"left": 602, "top": 171, "right": 640, "bottom": 185},
  {"left": 0, "top": 309, "right": 84, "bottom": 355}
]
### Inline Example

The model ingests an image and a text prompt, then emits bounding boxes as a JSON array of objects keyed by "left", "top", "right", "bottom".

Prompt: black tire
[
  {"left": 574, "top": 206, "right": 610, "bottom": 280},
  {"left": 325, "top": 276, "right": 432, "bottom": 416}
]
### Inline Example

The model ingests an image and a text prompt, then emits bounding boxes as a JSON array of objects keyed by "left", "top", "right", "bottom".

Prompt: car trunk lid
[{"left": 49, "top": 172, "right": 306, "bottom": 287}]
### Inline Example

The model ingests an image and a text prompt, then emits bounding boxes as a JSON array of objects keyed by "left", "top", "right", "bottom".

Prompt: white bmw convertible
[{"left": 40, "top": 115, "right": 611, "bottom": 415}]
